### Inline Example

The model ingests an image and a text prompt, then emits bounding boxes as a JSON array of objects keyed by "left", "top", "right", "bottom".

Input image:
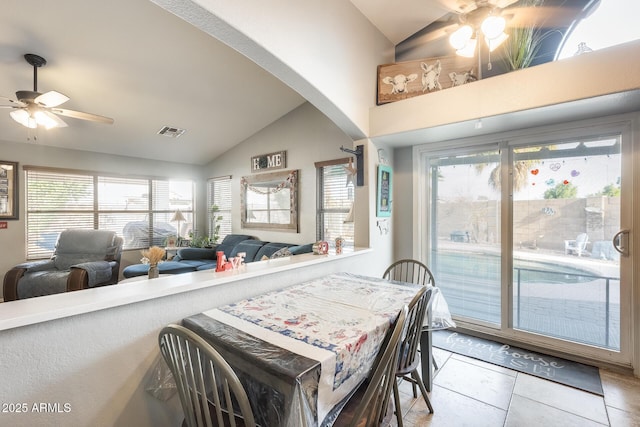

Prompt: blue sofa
[{"left": 122, "top": 234, "right": 313, "bottom": 278}]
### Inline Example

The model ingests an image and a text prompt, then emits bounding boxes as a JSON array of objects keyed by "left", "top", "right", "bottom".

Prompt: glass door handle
[{"left": 613, "top": 229, "right": 630, "bottom": 256}]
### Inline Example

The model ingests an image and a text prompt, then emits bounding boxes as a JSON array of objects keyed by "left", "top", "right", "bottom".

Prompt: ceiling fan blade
[
  {"left": 412, "top": 21, "right": 461, "bottom": 45},
  {"left": 504, "top": 6, "right": 585, "bottom": 28},
  {"left": 0, "top": 95, "right": 27, "bottom": 108},
  {"left": 491, "top": 0, "right": 520, "bottom": 10},
  {"left": 435, "top": 0, "right": 478, "bottom": 14},
  {"left": 35, "top": 91, "right": 69, "bottom": 108},
  {"left": 51, "top": 108, "right": 114, "bottom": 125}
]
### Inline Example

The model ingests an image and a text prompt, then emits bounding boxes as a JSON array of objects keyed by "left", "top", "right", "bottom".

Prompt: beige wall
[
  {"left": 153, "top": 0, "right": 395, "bottom": 139},
  {"left": 202, "top": 102, "right": 355, "bottom": 246}
]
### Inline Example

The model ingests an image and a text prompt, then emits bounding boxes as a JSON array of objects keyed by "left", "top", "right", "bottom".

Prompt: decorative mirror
[{"left": 241, "top": 169, "right": 298, "bottom": 231}]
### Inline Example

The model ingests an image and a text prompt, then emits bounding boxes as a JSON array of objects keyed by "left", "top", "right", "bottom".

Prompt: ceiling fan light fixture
[
  {"left": 485, "top": 32, "right": 509, "bottom": 51},
  {"left": 10, "top": 109, "right": 37, "bottom": 128},
  {"left": 38, "top": 110, "right": 68, "bottom": 128},
  {"left": 456, "top": 38, "right": 478, "bottom": 58},
  {"left": 33, "top": 111, "right": 59, "bottom": 129},
  {"left": 481, "top": 15, "right": 506, "bottom": 40},
  {"left": 449, "top": 25, "right": 474, "bottom": 50}
]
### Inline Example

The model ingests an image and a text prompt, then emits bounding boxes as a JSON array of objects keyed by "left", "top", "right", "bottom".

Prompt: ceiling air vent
[{"left": 157, "top": 126, "right": 186, "bottom": 138}]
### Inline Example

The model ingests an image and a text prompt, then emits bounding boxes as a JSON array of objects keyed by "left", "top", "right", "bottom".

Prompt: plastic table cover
[{"left": 182, "top": 272, "right": 422, "bottom": 427}]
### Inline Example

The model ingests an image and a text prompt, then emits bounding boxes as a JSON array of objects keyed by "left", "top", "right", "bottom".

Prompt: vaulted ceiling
[
  {"left": 0, "top": 0, "right": 307, "bottom": 165},
  {"left": 0, "top": 0, "right": 614, "bottom": 165}
]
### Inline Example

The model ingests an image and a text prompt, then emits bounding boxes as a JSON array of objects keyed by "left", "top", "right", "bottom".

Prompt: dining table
[{"left": 181, "top": 272, "right": 425, "bottom": 427}]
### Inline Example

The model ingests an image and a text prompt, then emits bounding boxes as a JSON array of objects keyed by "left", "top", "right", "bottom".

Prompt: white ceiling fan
[{"left": 0, "top": 53, "right": 114, "bottom": 129}]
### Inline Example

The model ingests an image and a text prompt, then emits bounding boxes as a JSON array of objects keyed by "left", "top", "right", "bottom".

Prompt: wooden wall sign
[
  {"left": 251, "top": 151, "right": 287, "bottom": 172},
  {"left": 377, "top": 54, "right": 476, "bottom": 105}
]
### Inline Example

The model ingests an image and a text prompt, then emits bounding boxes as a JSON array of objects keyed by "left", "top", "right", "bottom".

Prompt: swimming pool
[
  {"left": 431, "top": 250, "right": 620, "bottom": 350},
  {"left": 432, "top": 251, "right": 599, "bottom": 285}
]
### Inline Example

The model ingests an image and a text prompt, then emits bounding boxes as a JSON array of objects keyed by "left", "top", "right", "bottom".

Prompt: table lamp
[{"left": 171, "top": 209, "right": 186, "bottom": 238}]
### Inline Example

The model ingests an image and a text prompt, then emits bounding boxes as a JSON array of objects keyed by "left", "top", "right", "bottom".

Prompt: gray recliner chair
[{"left": 3, "top": 229, "right": 123, "bottom": 301}]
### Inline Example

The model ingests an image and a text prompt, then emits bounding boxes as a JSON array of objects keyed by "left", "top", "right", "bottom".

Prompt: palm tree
[{"left": 476, "top": 160, "right": 535, "bottom": 193}]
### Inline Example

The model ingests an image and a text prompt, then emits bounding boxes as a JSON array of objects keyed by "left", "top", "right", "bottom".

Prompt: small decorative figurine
[
  {"left": 215, "top": 251, "right": 226, "bottom": 272},
  {"left": 313, "top": 241, "right": 329, "bottom": 255}
]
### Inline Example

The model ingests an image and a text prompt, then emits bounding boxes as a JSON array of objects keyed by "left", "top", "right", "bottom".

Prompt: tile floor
[{"left": 394, "top": 347, "right": 640, "bottom": 427}]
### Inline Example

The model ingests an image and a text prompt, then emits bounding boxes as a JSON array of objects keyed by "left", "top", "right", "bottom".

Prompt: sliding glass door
[
  {"left": 429, "top": 147, "right": 502, "bottom": 327},
  {"left": 421, "top": 121, "right": 632, "bottom": 363},
  {"left": 512, "top": 137, "right": 622, "bottom": 351}
]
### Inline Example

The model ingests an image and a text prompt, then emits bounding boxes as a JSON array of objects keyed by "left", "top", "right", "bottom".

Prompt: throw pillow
[{"left": 270, "top": 247, "right": 292, "bottom": 259}]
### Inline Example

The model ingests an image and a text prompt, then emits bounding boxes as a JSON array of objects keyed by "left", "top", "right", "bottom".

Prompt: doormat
[{"left": 433, "top": 330, "right": 603, "bottom": 396}]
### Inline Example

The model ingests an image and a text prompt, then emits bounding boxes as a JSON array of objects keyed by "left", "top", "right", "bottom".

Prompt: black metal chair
[{"left": 159, "top": 324, "right": 256, "bottom": 427}]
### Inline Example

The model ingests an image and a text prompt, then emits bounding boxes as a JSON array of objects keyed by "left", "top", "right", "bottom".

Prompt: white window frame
[
  {"left": 315, "top": 158, "right": 355, "bottom": 246},
  {"left": 24, "top": 166, "right": 195, "bottom": 258}
]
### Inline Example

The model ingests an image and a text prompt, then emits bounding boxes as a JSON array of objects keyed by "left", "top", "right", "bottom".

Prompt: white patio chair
[{"left": 564, "top": 233, "right": 589, "bottom": 257}]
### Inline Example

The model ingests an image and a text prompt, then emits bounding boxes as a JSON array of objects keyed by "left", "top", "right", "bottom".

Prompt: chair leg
[
  {"left": 411, "top": 369, "right": 434, "bottom": 414},
  {"left": 393, "top": 379, "right": 404, "bottom": 427}
]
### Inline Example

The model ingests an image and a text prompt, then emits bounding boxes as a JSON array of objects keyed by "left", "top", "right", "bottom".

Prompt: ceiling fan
[
  {"left": 419, "top": 0, "right": 596, "bottom": 46},
  {"left": 0, "top": 53, "right": 114, "bottom": 129}
]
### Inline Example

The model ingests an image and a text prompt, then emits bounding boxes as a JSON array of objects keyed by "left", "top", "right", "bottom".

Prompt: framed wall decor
[
  {"left": 377, "top": 54, "right": 476, "bottom": 105},
  {"left": 376, "top": 164, "right": 392, "bottom": 217},
  {"left": 251, "top": 150, "right": 287, "bottom": 172},
  {"left": 165, "top": 235, "right": 178, "bottom": 248},
  {"left": 0, "top": 161, "right": 18, "bottom": 220},
  {"left": 241, "top": 169, "right": 299, "bottom": 231}
]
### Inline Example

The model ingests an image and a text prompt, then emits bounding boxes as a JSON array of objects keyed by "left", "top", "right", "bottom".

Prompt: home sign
[{"left": 251, "top": 151, "right": 287, "bottom": 172}]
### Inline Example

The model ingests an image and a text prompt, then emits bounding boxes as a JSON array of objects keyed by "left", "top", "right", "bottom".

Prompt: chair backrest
[
  {"left": 576, "top": 233, "right": 589, "bottom": 248},
  {"left": 158, "top": 324, "right": 256, "bottom": 427},
  {"left": 349, "top": 306, "right": 408, "bottom": 427},
  {"left": 397, "top": 286, "right": 431, "bottom": 375},
  {"left": 53, "top": 229, "right": 122, "bottom": 269},
  {"left": 383, "top": 259, "right": 434, "bottom": 287}
]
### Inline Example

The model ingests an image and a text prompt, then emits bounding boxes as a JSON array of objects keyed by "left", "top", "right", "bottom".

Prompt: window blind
[
  {"left": 316, "top": 162, "right": 354, "bottom": 245},
  {"left": 25, "top": 167, "right": 195, "bottom": 259},
  {"left": 207, "top": 176, "right": 232, "bottom": 243}
]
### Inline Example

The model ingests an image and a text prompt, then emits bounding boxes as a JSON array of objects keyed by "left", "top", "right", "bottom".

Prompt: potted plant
[
  {"left": 210, "top": 204, "right": 224, "bottom": 245},
  {"left": 502, "top": 0, "right": 558, "bottom": 71},
  {"left": 186, "top": 206, "right": 223, "bottom": 248}
]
